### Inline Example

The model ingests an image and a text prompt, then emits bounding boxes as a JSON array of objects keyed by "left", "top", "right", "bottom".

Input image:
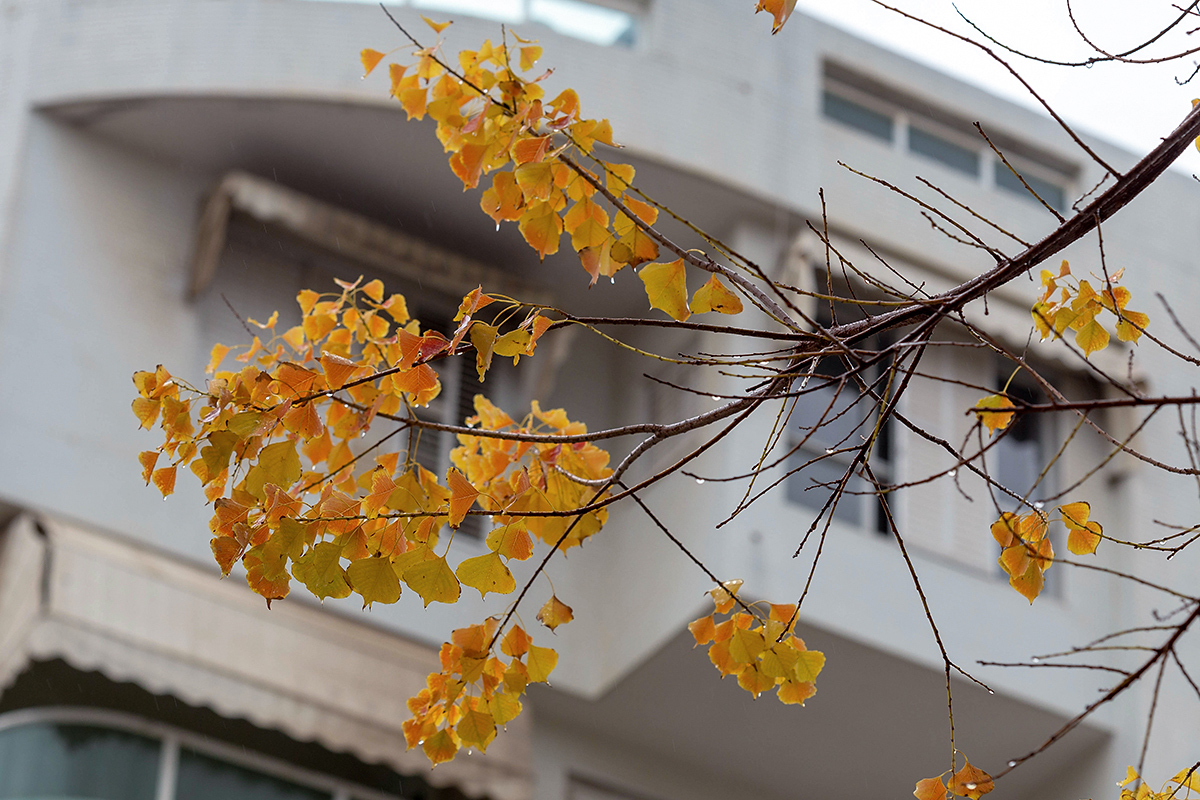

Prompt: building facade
[{"left": 1, "top": 1, "right": 1199, "bottom": 798}]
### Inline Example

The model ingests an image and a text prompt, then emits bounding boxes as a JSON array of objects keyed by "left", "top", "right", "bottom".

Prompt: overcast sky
[{"left": 793, "top": 0, "right": 1200, "bottom": 172}]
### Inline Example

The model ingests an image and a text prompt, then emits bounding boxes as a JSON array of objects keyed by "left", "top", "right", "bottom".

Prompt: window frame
[{"left": 0, "top": 706, "right": 405, "bottom": 800}]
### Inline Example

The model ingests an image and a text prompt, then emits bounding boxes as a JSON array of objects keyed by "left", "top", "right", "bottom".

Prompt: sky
[{"left": 793, "top": 0, "right": 1200, "bottom": 172}]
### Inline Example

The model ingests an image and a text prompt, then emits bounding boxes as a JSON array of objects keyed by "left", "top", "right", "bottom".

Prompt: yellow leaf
[
  {"left": 1075, "top": 318, "right": 1110, "bottom": 356},
  {"left": 347, "top": 555, "right": 402, "bottom": 608},
  {"left": 990, "top": 512, "right": 1019, "bottom": 547},
  {"left": 422, "top": 15, "right": 452, "bottom": 33},
  {"left": 974, "top": 394, "right": 1015, "bottom": 435},
  {"left": 362, "top": 278, "right": 385, "bottom": 302},
  {"left": 691, "top": 274, "right": 743, "bottom": 315},
  {"left": 152, "top": 466, "right": 176, "bottom": 498},
  {"left": 519, "top": 45, "right": 543, "bottom": 71},
  {"left": 488, "top": 691, "right": 522, "bottom": 726},
  {"left": 1068, "top": 521, "right": 1103, "bottom": 556},
  {"left": 518, "top": 203, "right": 564, "bottom": 260},
  {"left": 777, "top": 679, "right": 817, "bottom": 705},
  {"left": 421, "top": 729, "right": 458, "bottom": 765},
  {"left": 457, "top": 708, "right": 497, "bottom": 752},
  {"left": 537, "top": 594, "right": 574, "bottom": 631},
  {"left": 947, "top": 761, "right": 993, "bottom": 799},
  {"left": 525, "top": 644, "right": 558, "bottom": 683},
  {"left": 138, "top": 451, "right": 160, "bottom": 484},
  {"left": 1116, "top": 310, "right": 1149, "bottom": 343},
  {"left": 292, "top": 542, "right": 351, "bottom": 600},
  {"left": 688, "top": 614, "right": 717, "bottom": 646},
  {"left": 456, "top": 552, "right": 516, "bottom": 598},
  {"left": 1120, "top": 766, "right": 1141, "bottom": 789},
  {"left": 1009, "top": 558, "right": 1044, "bottom": 603},
  {"left": 792, "top": 649, "right": 826, "bottom": 683},
  {"left": 486, "top": 524, "right": 534, "bottom": 560},
  {"left": 914, "top": 777, "right": 948, "bottom": 800},
  {"left": 736, "top": 662, "right": 775, "bottom": 697},
  {"left": 404, "top": 555, "right": 461, "bottom": 606},
  {"left": 638, "top": 259, "right": 690, "bottom": 321},
  {"left": 360, "top": 48, "right": 386, "bottom": 77},
  {"left": 709, "top": 579, "right": 743, "bottom": 613},
  {"left": 206, "top": 343, "right": 231, "bottom": 375},
  {"left": 1059, "top": 501, "right": 1091, "bottom": 527}
]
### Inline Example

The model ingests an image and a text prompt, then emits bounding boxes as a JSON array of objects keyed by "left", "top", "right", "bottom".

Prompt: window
[
  {"left": 785, "top": 288, "right": 893, "bottom": 534},
  {"left": 908, "top": 126, "right": 979, "bottom": 177},
  {"left": 0, "top": 722, "right": 160, "bottom": 800},
  {"left": 822, "top": 63, "right": 1076, "bottom": 210},
  {"left": 994, "top": 163, "right": 1067, "bottom": 213},
  {"left": 300, "top": 0, "right": 643, "bottom": 47},
  {"left": 0, "top": 710, "right": 405, "bottom": 800},
  {"left": 821, "top": 90, "right": 893, "bottom": 143}
]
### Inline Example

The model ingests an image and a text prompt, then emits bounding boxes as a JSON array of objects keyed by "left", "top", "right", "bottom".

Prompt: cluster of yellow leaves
[
  {"left": 992, "top": 501, "right": 1101, "bottom": 602},
  {"left": 406, "top": 618, "right": 559, "bottom": 765},
  {"left": 134, "top": 278, "right": 603, "bottom": 605},
  {"left": 136, "top": 278, "right": 609, "bottom": 764},
  {"left": 1032, "top": 260, "right": 1149, "bottom": 356},
  {"left": 1117, "top": 766, "right": 1200, "bottom": 800},
  {"left": 361, "top": 24, "right": 744, "bottom": 322},
  {"left": 451, "top": 397, "right": 611, "bottom": 555},
  {"left": 914, "top": 759, "right": 994, "bottom": 800},
  {"left": 687, "top": 580, "right": 825, "bottom": 704}
]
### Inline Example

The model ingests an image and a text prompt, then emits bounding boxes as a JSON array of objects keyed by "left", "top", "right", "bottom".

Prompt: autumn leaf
[
  {"left": 688, "top": 614, "right": 717, "bottom": 646},
  {"left": 755, "top": 0, "right": 798, "bottom": 33},
  {"left": 456, "top": 552, "right": 516, "bottom": 598},
  {"left": 974, "top": 394, "right": 1016, "bottom": 435},
  {"left": 404, "top": 555, "right": 462, "bottom": 607},
  {"left": 421, "top": 729, "right": 458, "bottom": 765},
  {"left": 537, "top": 594, "right": 574, "bottom": 631},
  {"left": 152, "top": 466, "right": 176, "bottom": 497},
  {"left": 1075, "top": 318, "right": 1110, "bottom": 356},
  {"left": 291, "top": 542, "right": 351, "bottom": 600},
  {"left": 421, "top": 15, "right": 451, "bottom": 33},
  {"left": 456, "top": 708, "right": 496, "bottom": 750},
  {"left": 1062, "top": 501, "right": 1103, "bottom": 555},
  {"left": 709, "top": 579, "right": 743, "bottom": 613},
  {"left": 347, "top": 555, "right": 402, "bottom": 608},
  {"left": 360, "top": 48, "right": 386, "bottom": 77},
  {"left": 525, "top": 644, "right": 559, "bottom": 682},
  {"left": 914, "top": 777, "right": 948, "bottom": 800},
  {"left": 946, "top": 760, "right": 993, "bottom": 799},
  {"left": 447, "top": 468, "right": 480, "bottom": 528},
  {"left": 691, "top": 274, "right": 744, "bottom": 315},
  {"left": 486, "top": 524, "right": 534, "bottom": 560},
  {"left": 639, "top": 259, "right": 690, "bottom": 321}
]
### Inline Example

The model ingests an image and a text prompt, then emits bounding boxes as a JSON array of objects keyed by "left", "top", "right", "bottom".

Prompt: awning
[{"left": 0, "top": 514, "right": 531, "bottom": 800}]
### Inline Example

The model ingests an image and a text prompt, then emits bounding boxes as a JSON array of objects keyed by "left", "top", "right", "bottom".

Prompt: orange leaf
[
  {"left": 139, "top": 451, "right": 160, "bottom": 484},
  {"left": 501, "top": 625, "right": 532, "bottom": 658},
  {"left": 691, "top": 274, "right": 744, "bottom": 315},
  {"left": 947, "top": 761, "right": 993, "bottom": 799},
  {"left": 518, "top": 203, "right": 564, "bottom": 260},
  {"left": 537, "top": 594, "right": 574, "bottom": 631},
  {"left": 360, "top": 48, "right": 386, "bottom": 77},
  {"left": 914, "top": 777, "right": 948, "bottom": 800},
  {"left": 974, "top": 394, "right": 1015, "bottom": 435},
  {"left": 755, "top": 0, "right": 798, "bottom": 33},
  {"left": 421, "top": 730, "right": 458, "bottom": 765},
  {"left": 1067, "top": 521, "right": 1103, "bottom": 555},
  {"left": 688, "top": 614, "right": 717, "bottom": 646},
  {"left": 777, "top": 679, "right": 817, "bottom": 705},
  {"left": 638, "top": 259, "right": 690, "bottom": 321},
  {"left": 447, "top": 469, "right": 480, "bottom": 528},
  {"left": 152, "top": 466, "right": 177, "bottom": 498}
]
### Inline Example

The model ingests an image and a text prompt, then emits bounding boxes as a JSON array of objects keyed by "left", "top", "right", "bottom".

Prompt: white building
[{"left": 1, "top": 1, "right": 1198, "bottom": 798}]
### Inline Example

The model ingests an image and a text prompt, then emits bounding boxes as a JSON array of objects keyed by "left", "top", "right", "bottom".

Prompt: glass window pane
[
  {"left": 995, "top": 165, "right": 1067, "bottom": 211},
  {"left": 412, "top": 0, "right": 525, "bottom": 24},
  {"left": 822, "top": 91, "right": 893, "bottom": 142},
  {"left": 786, "top": 446, "right": 866, "bottom": 527},
  {"left": 908, "top": 127, "right": 979, "bottom": 176},
  {"left": 176, "top": 748, "right": 330, "bottom": 800},
  {"left": 529, "top": 0, "right": 636, "bottom": 47},
  {"left": 0, "top": 722, "right": 160, "bottom": 800}
]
